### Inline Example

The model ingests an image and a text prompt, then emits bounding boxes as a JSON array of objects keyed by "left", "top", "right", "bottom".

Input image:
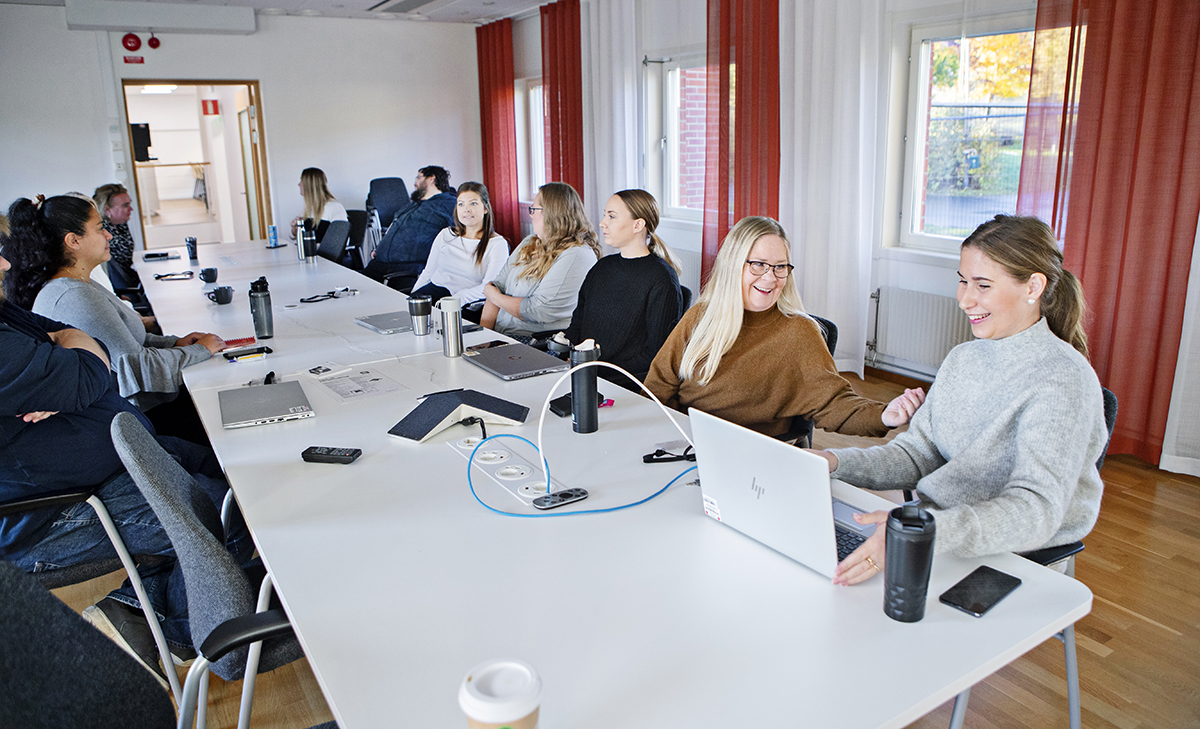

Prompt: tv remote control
[
  {"left": 301, "top": 446, "right": 362, "bottom": 464},
  {"left": 531, "top": 487, "right": 589, "bottom": 510}
]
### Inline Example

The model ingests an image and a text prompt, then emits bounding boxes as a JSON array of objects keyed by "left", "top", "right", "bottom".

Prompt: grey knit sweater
[
  {"left": 33, "top": 278, "right": 211, "bottom": 410},
  {"left": 831, "top": 319, "right": 1106, "bottom": 557}
]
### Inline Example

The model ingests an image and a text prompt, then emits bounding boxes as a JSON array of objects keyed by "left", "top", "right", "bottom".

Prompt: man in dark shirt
[{"left": 363, "top": 165, "right": 457, "bottom": 284}]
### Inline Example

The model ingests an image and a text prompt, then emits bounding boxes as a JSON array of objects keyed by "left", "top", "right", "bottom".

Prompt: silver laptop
[
  {"left": 354, "top": 310, "right": 412, "bottom": 335},
  {"left": 462, "top": 340, "right": 569, "bottom": 381},
  {"left": 689, "top": 409, "right": 876, "bottom": 578},
  {"left": 218, "top": 380, "right": 315, "bottom": 429}
]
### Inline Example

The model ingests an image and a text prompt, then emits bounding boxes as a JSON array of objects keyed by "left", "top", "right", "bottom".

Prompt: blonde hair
[
  {"left": 612, "top": 189, "right": 681, "bottom": 274},
  {"left": 300, "top": 168, "right": 337, "bottom": 228},
  {"left": 92, "top": 183, "right": 127, "bottom": 219},
  {"left": 962, "top": 215, "right": 1088, "bottom": 357},
  {"left": 680, "top": 216, "right": 806, "bottom": 385},
  {"left": 517, "top": 182, "right": 601, "bottom": 280}
]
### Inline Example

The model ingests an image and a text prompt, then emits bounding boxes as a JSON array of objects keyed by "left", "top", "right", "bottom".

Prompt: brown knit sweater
[{"left": 645, "top": 306, "right": 888, "bottom": 438}]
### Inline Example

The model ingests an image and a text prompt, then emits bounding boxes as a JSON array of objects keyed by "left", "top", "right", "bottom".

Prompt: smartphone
[
  {"left": 939, "top": 566, "right": 1022, "bottom": 617},
  {"left": 548, "top": 391, "right": 606, "bottom": 418}
]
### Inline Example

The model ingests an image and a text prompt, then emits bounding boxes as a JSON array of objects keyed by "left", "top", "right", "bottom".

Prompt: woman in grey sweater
[
  {"left": 4, "top": 195, "right": 223, "bottom": 414},
  {"left": 818, "top": 215, "right": 1107, "bottom": 586}
]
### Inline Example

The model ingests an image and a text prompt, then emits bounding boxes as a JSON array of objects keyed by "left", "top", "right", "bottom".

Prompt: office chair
[
  {"left": 777, "top": 314, "right": 838, "bottom": 448},
  {"left": 949, "top": 387, "right": 1117, "bottom": 729},
  {"left": 680, "top": 285, "right": 693, "bottom": 312},
  {"left": 0, "top": 561, "right": 337, "bottom": 729},
  {"left": 111, "top": 412, "right": 305, "bottom": 729},
  {"left": 367, "top": 177, "right": 409, "bottom": 228},
  {"left": 0, "top": 489, "right": 182, "bottom": 701},
  {"left": 343, "top": 209, "right": 369, "bottom": 269},
  {"left": 317, "top": 220, "right": 352, "bottom": 263}
]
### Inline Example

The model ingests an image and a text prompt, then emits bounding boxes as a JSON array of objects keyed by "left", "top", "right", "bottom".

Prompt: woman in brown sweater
[{"left": 645, "top": 216, "right": 923, "bottom": 438}]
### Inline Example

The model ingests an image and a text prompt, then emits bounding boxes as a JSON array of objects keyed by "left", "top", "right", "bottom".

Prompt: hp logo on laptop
[{"left": 750, "top": 477, "right": 765, "bottom": 500}]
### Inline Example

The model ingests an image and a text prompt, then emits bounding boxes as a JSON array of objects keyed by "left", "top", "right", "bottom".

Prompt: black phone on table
[
  {"left": 938, "top": 566, "right": 1022, "bottom": 617},
  {"left": 548, "top": 391, "right": 605, "bottom": 417}
]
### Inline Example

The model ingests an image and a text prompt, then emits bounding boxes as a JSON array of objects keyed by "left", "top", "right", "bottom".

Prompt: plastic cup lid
[{"left": 458, "top": 658, "right": 542, "bottom": 724}]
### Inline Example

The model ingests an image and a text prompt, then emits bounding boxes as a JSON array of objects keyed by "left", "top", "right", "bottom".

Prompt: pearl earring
[{"left": 1027, "top": 298, "right": 1036, "bottom": 305}]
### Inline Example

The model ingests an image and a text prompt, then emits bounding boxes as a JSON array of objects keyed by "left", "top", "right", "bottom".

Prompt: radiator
[{"left": 874, "top": 287, "right": 972, "bottom": 370}]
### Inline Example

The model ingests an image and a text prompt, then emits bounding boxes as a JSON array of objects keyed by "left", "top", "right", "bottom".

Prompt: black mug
[
  {"left": 199, "top": 267, "right": 218, "bottom": 283},
  {"left": 206, "top": 286, "right": 234, "bottom": 305},
  {"left": 883, "top": 505, "right": 936, "bottom": 622}
]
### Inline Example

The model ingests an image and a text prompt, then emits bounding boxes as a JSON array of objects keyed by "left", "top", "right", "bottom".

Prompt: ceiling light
[{"left": 141, "top": 85, "right": 178, "bottom": 94}]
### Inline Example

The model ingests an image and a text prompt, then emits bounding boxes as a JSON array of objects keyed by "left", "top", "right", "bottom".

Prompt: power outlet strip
[{"left": 449, "top": 437, "right": 564, "bottom": 504}]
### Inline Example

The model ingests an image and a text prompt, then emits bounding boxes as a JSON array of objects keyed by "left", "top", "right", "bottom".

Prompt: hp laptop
[
  {"left": 354, "top": 311, "right": 412, "bottom": 335},
  {"left": 462, "top": 340, "right": 569, "bottom": 381},
  {"left": 689, "top": 409, "right": 876, "bottom": 579},
  {"left": 218, "top": 380, "right": 315, "bottom": 429}
]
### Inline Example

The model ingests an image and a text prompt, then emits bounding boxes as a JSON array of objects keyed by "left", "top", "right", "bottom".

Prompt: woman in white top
[
  {"left": 289, "top": 167, "right": 348, "bottom": 240},
  {"left": 410, "top": 181, "right": 508, "bottom": 305}
]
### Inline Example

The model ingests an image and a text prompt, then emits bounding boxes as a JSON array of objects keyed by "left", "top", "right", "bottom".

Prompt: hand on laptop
[
  {"left": 833, "top": 510, "right": 888, "bottom": 586},
  {"left": 881, "top": 387, "right": 926, "bottom": 428}
]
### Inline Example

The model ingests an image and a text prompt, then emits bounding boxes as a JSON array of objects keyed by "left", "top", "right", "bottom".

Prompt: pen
[
  {"left": 418, "top": 388, "right": 464, "bottom": 399},
  {"left": 228, "top": 353, "right": 266, "bottom": 362}
]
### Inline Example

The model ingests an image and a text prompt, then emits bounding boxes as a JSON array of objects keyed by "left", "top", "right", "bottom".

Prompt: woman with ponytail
[
  {"left": 557, "top": 189, "right": 683, "bottom": 381},
  {"left": 4, "top": 196, "right": 222, "bottom": 441},
  {"left": 819, "top": 215, "right": 1107, "bottom": 587}
]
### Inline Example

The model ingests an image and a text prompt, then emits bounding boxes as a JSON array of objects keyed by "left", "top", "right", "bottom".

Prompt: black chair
[
  {"left": 0, "top": 562, "right": 336, "bottom": 729},
  {"left": 367, "top": 177, "right": 409, "bottom": 228},
  {"left": 680, "top": 285, "right": 693, "bottom": 312},
  {"left": 950, "top": 387, "right": 1117, "bottom": 729},
  {"left": 317, "top": 220, "right": 351, "bottom": 263},
  {"left": 778, "top": 314, "right": 838, "bottom": 448},
  {"left": 343, "top": 209, "right": 369, "bottom": 269}
]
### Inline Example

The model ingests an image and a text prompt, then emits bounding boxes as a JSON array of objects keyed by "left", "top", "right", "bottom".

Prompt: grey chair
[
  {"left": 0, "top": 489, "right": 182, "bottom": 700},
  {"left": 0, "top": 561, "right": 336, "bottom": 729},
  {"left": 317, "top": 220, "right": 352, "bottom": 263},
  {"left": 948, "top": 387, "right": 1117, "bottom": 729},
  {"left": 367, "top": 177, "right": 409, "bottom": 228},
  {"left": 778, "top": 314, "right": 838, "bottom": 448},
  {"left": 111, "top": 412, "right": 305, "bottom": 729}
]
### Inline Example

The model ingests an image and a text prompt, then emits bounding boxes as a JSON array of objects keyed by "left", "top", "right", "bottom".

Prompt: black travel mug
[
  {"left": 185, "top": 236, "right": 198, "bottom": 261},
  {"left": 883, "top": 505, "right": 936, "bottom": 623},
  {"left": 249, "top": 276, "right": 274, "bottom": 339},
  {"left": 569, "top": 340, "right": 601, "bottom": 434}
]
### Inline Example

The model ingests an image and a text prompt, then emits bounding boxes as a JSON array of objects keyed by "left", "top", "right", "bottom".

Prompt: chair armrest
[
  {"left": 1019, "top": 541, "right": 1085, "bottom": 567},
  {"left": 0, "top": 488, "right": 93, "bottom": 517},
  {"left": 199, "top": 608, "right": 294, "bottom": 664},
  {"left": 381, "top": 272, "right": 419, "bottom": 293}
]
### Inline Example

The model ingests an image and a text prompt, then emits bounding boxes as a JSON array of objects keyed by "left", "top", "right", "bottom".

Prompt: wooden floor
[{"left": 52, "top": 373, "right": 1200, "bottom": 728}]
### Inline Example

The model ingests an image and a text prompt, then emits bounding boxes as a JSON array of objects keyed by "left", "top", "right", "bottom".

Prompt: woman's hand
[
  {"left": 807, "top": 449, "right": 839, "bottom": 472},
  {"left": 483, "top": 283, "right": 524, "bottom": 319},
  {"left": 176, "top": 332, "right": 225, "bottom": 353},
  {"left": 19, "top": 411, "right": 58, "bottom": 423},
  {"left": 881, "top": 388, "right": 926, "bottom": 428},
  {"left": 833, "top": 510, "right": 889, "bottom": 586},
  {"left": 290, "top": 215, "right": 302, "bottom": 239}
]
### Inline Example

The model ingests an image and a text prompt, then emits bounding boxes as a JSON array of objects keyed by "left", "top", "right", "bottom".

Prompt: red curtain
[
  {"left": 476, "top": 19, "right": 521, "bottom": 251},
  {"left": 702, "top": 0, "right": 780, "bottom": 281},
  {"left": 1019, "top": 0, "right": 1200, "bottom": 464},
  {"left": 541, "top": 0, "right": 585, "bottom": 199}
]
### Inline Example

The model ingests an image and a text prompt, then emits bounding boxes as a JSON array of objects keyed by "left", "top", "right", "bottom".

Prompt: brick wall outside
[{"left": 676, "top": 67, "right": 707, "bottom": 210}]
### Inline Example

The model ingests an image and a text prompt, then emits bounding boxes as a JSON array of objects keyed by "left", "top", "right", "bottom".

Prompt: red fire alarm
[
  {"left": 147, "top": 33, "right": 160, "bottom": 49},
  {"left": 122, "top": 33, "right": 141, "bottom": 51}
]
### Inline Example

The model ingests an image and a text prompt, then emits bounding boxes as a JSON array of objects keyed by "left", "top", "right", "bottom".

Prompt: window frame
[
  {"left": 514, "top": 76, "right": 546, "bottom": 204},
  {"left": 895, "top": 11, "right": 1036, "bottom": 254}
]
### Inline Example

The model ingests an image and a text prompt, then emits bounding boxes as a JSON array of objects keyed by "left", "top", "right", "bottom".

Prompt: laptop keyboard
[{"left": 835, "top": 526, "right": 866, "bottom": 562}]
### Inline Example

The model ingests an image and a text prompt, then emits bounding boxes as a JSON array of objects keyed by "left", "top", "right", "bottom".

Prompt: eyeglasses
[
  {"left": 745, "top": 260, "right": 794, "bottom": 279},
  {"left": 528, "top": 206, "right": 544, "bottom": 216}
]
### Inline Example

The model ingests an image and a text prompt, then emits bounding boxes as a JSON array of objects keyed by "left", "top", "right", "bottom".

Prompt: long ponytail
[
  {"left": 613, "top": 189, "right": 681, "bottom": 274},
  {"left": 3, "top": 196, "right": 93, "bottom": 309}
]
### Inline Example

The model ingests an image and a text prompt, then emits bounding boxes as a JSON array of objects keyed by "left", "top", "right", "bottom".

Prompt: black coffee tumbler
[
  {"left": 569, "top": 341, "right": 600, "bottom": 434},
  {"left": 185, "top": 236, "right": 198, "bottom": 261},
  {"left": 883, "top": 505, "right": 936, "bottom": 623}
]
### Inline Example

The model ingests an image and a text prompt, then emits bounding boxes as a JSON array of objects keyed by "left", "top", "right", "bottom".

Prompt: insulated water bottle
[
  {"left": 249, "top": 276, "right": 274, "bottom": 339},
  {"left": 883, "top": 505, "right": 936, "bottom": 622}
]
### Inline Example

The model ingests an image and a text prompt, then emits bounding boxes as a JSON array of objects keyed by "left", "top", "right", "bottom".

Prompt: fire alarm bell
[
  {"left": 147, "top": 34, "right": 160, "bottom": 49},
  {"left": 122, "top": 33, "right": 141, "bottom": 51}
]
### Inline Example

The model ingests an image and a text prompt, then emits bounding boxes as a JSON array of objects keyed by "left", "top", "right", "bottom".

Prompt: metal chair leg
[
  {"left": 1064, "top": 623, "right": 1080, "bottom": 729},
  {"left": 236, "top": 572, "right": 276, "bottom": 729},
  {"left": 948, "top": 687, "right": 971, "bottom": 729}
]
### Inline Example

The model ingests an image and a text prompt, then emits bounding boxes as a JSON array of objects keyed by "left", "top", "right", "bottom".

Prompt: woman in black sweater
[{"left": 559, "top": 190, "right": 683, "bottom": 382}]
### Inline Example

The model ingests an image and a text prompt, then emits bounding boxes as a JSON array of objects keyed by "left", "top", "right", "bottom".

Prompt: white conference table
[{"left": 140, "top": 241, "right": 1091, "bottom": 729}]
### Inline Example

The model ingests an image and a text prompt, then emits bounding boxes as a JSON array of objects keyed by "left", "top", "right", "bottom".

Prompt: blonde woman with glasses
[
  {"left": 481, "top": 182, "right": 600, "bottom": 338},
  {"left": 645, "top": 216, "right": 924, "bottom": 438}
]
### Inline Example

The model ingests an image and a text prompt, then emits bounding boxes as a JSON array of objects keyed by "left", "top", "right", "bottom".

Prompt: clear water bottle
[{"left": 249, "top": 276, "right": 274, "bottom": 339}]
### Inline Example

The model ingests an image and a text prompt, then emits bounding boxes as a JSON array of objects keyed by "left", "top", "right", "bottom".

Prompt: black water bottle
[
  {"left": 883, "top": 505, "right": 936, "bottom": 623},
  {"left": 569, "top": 340, "right": 600, "bottom": 434},
  {"left": 249, "top": 276, "right": 274, "bottom": 339}
]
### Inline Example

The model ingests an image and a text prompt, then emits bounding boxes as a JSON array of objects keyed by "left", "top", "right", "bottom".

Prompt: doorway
[{"left": 122, "top": 80, "right": 272, "bottom": 248}]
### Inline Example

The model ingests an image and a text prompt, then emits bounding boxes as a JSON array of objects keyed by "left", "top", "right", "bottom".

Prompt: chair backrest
[
  {"left": 809, "top": 314, "right": 838, "bottom": 357},
  {"left": 0, "top": 561, "right": 176, "bottom": 728},
  {"left": 367, "top": 177, "right": 409, "bottom": 227},
  {"left": 343, "top": 209, "right": 369, "bottom": 269},
  {"left": 680, "top": 285, "right": 693, "bottom": 313},
  {"left": 110, "top": 412, "right": 258, "bottom": 679},
  {"left": 317, "top": 220, "right": 352, "bottom": 262},
  {"left": 1098, "top": 387, "right": 1118, "bottom": 471}
]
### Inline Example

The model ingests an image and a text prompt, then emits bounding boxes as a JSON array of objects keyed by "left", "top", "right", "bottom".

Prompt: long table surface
[{"left": 139, "top": 240, "right": 1092, "bottom": 728}]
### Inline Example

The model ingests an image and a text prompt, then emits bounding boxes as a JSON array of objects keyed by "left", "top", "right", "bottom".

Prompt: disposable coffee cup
[
  {"left": 458, "top": 659, "right": 541, "bottom": 729},
  {"left": 199, "top": 267, "right": 218, "bottom": 283},
  {"left": 408, "top": 295, "right": 432, "bottom": 336},
  {"left": 206, "top": 286, "right": 234, "bottom": 305}
]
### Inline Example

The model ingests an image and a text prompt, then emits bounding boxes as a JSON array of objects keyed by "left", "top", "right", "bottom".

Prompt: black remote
[
  {"left": 531, "top": 487, "right": 589, "bottom": 510},
  {"left": 301, "top": 446, "right": 362, "bottom": 464}
]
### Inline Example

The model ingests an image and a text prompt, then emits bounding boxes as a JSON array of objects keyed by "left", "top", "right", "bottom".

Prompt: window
[
  {"left": 646, "top": 53, "right": 706, "bottom": 220},
  {"left": 898, "top": 16, "right": 1034, "bottom": 252},
  {"left": 515, "top": 78, "right": 546, "bottom": 202}
]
